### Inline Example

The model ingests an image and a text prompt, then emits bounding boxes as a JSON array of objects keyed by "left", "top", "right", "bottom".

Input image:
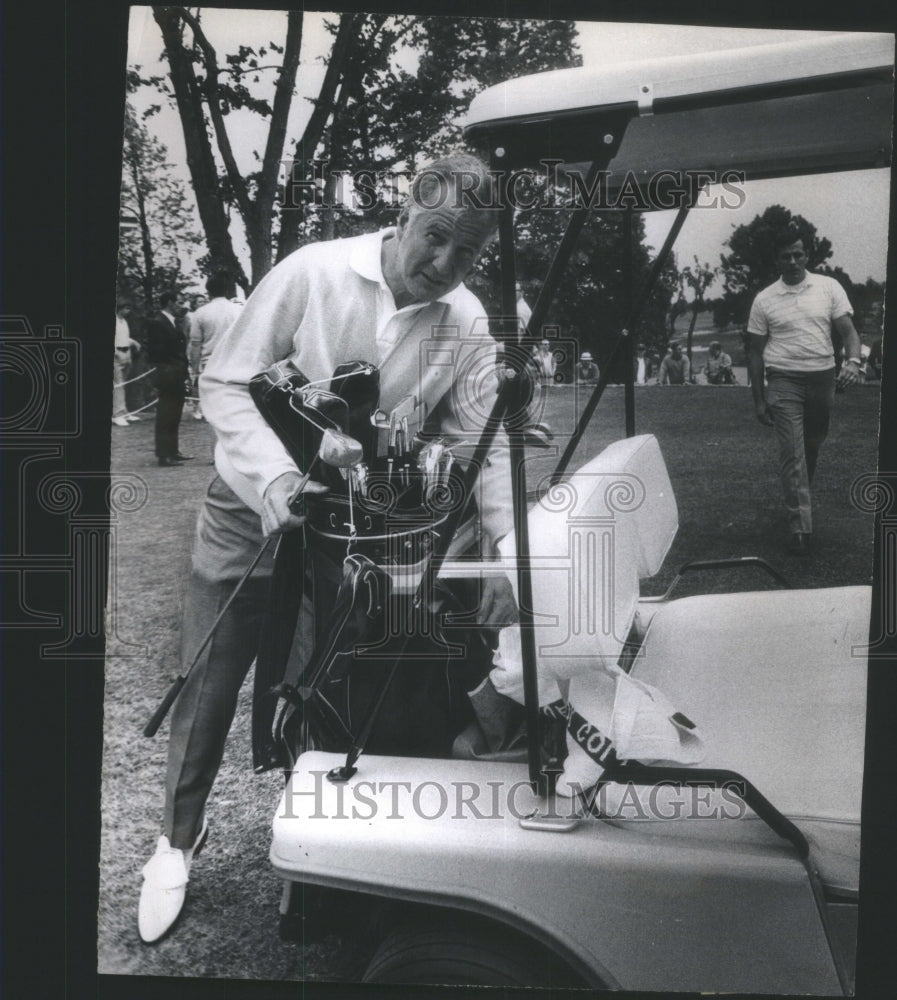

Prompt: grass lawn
[{"left": 98, "top": 382, "right": 881, "bottom": 981}]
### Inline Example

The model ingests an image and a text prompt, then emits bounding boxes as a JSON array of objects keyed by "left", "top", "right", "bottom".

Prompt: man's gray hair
[{"left": 403, "top": 152, "right": 499, "bottom": 231}]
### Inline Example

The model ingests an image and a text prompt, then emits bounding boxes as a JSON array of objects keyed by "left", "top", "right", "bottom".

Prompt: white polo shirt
[
  {"left": 747, "top": 273, "right": 853, "bottom": 372},
  {"left": 189, "top": 296, "right": 244, "bottom": 369}
]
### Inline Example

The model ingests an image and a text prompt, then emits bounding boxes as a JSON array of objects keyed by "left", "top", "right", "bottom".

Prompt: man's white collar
[
  {"left": 349, "top": 228, "right": 460, "bottom": 307},
  {"left": 777, "top": 273, "right": 814, "bottom": 294}
]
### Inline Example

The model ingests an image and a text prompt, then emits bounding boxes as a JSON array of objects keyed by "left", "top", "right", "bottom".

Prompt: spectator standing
[
  {"left": 113, "top": 311, "right": 141, "bottom": 426},
  {"left": 188, "top": 274, "right": 243, "bottom": 421},
  {"left": 182, "top": 295, "right": 205, "bottom": 420},
  {"left": 145, "top": 289, "right": 192, "bottom": 467},
  {"left": 515, "top": 281, "right": 532, "bottom": 331},
  {"left": 532, "top": 338, "right": 557, "bottom": 386},
  {"left": 634, "top": 343, "right": 653, "bottom": 385}
]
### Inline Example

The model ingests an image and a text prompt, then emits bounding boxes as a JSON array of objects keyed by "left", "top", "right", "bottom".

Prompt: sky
[{"left": 124, "top": 10, "right": 892, "bottom": 290}]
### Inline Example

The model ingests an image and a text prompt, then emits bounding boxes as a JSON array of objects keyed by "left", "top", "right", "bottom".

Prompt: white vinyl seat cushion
[
  {"left": 630, "top": 586, "right": 870, "bottom": 893},
  {"left": 494, "top": 435, "right": 677, "bottom": 695}
]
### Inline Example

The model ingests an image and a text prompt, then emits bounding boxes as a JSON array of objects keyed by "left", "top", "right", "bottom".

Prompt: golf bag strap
[
  {"left": 276, "top": 552, "right": 392, "bottom": 757},
  {"left": 299, "top": 553, "right": 390, "bottom": 699},
  {"left": 251, "top": 529, "right": 308, "bottom": 772}
]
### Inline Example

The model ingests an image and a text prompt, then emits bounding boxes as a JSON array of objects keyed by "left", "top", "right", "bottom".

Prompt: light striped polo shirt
[{"left": 747, "top": 273, "right": 853, "bottom": 372}]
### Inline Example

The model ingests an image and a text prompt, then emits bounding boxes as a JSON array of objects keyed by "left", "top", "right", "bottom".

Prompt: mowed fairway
[{"left": 98, "top": 382, "right": 882, "bottom": 981}]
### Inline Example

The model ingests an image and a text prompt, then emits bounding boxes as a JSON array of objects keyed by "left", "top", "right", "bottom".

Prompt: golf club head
[
  {"left": 290, "top": 385, "right": 348, "bottom": 434},
  {"left": 331, "top": 361, "right": 380, "bottom": 462},
  {"left": 318, "top": 428, "right": 364, "bottom": 469}
]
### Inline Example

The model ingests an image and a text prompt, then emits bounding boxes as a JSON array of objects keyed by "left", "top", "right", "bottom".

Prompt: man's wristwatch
[{"left": 846, "top": 357, "right": 863, "bottom": 368}]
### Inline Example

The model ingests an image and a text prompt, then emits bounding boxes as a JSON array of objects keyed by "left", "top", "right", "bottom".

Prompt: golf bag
[
  {"left": 250, "top": 359, "right": 493, "bottom": 769},
  {"left": 273, "top": 548, "right": 492, "bottom": 766}
]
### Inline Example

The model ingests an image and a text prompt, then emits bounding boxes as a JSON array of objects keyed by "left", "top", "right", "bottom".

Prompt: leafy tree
[
  {"left": 277, "top": 16, "right": 581, "bottom": 255},
  {"left": 117, "top": 101, "right": 202, "bottom": 320},
  {"left": 714, "top": 205, "right": 833, "bottom": 328},
  {"left": 678, "top": 257, "right": 717, "bottom": 368},
  {"left": 150, "top": 6, "right": 306, "bottom": 289},
  {"left": 467, "top": 196, "right": 677, "bottom": 376},
  {"left": 139, "top": 11, "right": 580, "bottom": 283}
]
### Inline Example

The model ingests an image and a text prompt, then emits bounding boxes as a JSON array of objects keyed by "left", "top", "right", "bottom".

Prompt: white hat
[{"left": 581, "top": 351, "right": 593, "bottom": 361}]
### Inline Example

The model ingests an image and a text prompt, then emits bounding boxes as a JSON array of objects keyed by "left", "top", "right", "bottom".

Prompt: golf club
[{"left": 145, "top": 428, "right": 364, "bottom": 738}]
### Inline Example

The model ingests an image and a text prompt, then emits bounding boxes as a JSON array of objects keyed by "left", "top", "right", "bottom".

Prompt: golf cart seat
[
  {"left": 494, "top": 433, "right": 868, "bottom": 894},
  {"left": 630, "top": 586, "right": 870, "bottom": 894},
  {"left": 495, "top": 434, "right": 677, "bottom": 682}
]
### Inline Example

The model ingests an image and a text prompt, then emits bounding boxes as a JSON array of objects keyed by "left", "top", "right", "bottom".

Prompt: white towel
[{"left": 556, "top": 668, "right": 705, "bottom": 797}]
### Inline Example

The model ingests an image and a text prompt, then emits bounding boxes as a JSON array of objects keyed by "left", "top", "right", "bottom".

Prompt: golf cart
[{"left": 266, "top": 33, "right": 892, "bottom": 992}]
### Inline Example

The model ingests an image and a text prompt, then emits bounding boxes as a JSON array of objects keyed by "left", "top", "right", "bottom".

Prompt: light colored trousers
[
  {"left": 113, "top": 354, "right": 129, "bottom": 417},
  {"left": 765, "top": 368, "right": 835, "bottom": 534},
  {"left": 164, "top": 477, "right": 311, "bottom": 847}
]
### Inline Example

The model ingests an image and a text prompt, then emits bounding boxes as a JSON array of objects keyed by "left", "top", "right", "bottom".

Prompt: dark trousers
[
  {"left": 153, "top": 363, "right": 187, "bottom": 459},
  {"left": 765, "top": 368, "right": 836, "bottom": 533}
]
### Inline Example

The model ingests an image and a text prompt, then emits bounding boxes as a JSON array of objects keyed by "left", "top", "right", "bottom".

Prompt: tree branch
[
  {"left": 255, "top": 10, "right": 303, "bottom": 228},
  {"left": 275, "top": 13, "right": 364, "bottom": 260},
  {"left": 171, "top": 6, "right": 254, "bottom": 222}
]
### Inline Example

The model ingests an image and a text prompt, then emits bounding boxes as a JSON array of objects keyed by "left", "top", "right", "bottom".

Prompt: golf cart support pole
[
  {"left": 551, "top": 198, "right": 694, "bottom": 485},
  {"left": 496, "top": 174, "right": 546, "bottom": 796},
  {"left": 623, "top": 204, "right": 636, "bottom": 438},
  {"left": 526, "top": 160, "right": 605, "bottom": 341}
]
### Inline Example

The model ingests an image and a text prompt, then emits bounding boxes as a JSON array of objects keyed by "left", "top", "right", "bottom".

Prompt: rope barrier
[
  {"left": 123, "top": 398, "right": 158, "bottom": 416},
  {"left": 113, "top": 364, "right": 202, "bottom": 419},
  {"left": 115, "top": 396, "right": 202, "bottom": 420},
  {"left": 113, "top": 366, "right": 158, "bottom": 389}
]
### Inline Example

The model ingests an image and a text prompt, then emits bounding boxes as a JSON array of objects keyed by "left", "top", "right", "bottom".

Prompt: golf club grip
[
  {"left": 143, "top": 676, "right": 185, "bottom": 737},
  {"left": 288, "top": 467, "right": 315, "bottom": 514}
]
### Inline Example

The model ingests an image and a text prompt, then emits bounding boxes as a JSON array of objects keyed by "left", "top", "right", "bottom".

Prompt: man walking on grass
[{"left": 747, "top": 229, "right": 864, "bottom": 555}]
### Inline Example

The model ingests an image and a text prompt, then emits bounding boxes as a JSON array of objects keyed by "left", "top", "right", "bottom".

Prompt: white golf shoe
[{"left": 137, "top": 819, "right": 208, "bottom": 943}]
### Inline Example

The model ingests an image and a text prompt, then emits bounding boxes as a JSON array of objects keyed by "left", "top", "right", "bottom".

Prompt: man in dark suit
[{"left": 145, "top": 289, "right": 192, "bottom": 466}]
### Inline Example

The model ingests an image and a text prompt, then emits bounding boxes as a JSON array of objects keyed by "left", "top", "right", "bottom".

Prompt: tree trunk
[
  {"left": 130, "top": 158, "right": 156, "bottom": 308},
  {"left": 686, "top": 297, "right": 702, "bottom": 379},
  {"left": 152, "top": 7, "right": 248, "bottom": 291},
  {"left": 275, "top": 14, "right": 362, "bottom": 263},
  {"left": 246, "top": 204, "right": 273, "bottom": 290}
]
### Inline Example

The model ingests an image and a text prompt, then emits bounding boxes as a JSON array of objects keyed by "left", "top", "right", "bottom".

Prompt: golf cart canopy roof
[{"left": 463, "top": 33, "right": 894, "bottom": 186}]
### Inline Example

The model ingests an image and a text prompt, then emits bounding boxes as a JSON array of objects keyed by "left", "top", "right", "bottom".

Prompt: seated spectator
[
  {"left": 703, "top": 341, "right": 736, "bottom": 384},
  {"left": 574, "top": 351, "right": 599, "bottom": 384},
  {"left": 657, "top": 342, "right": 691, "bottom": 385}
]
